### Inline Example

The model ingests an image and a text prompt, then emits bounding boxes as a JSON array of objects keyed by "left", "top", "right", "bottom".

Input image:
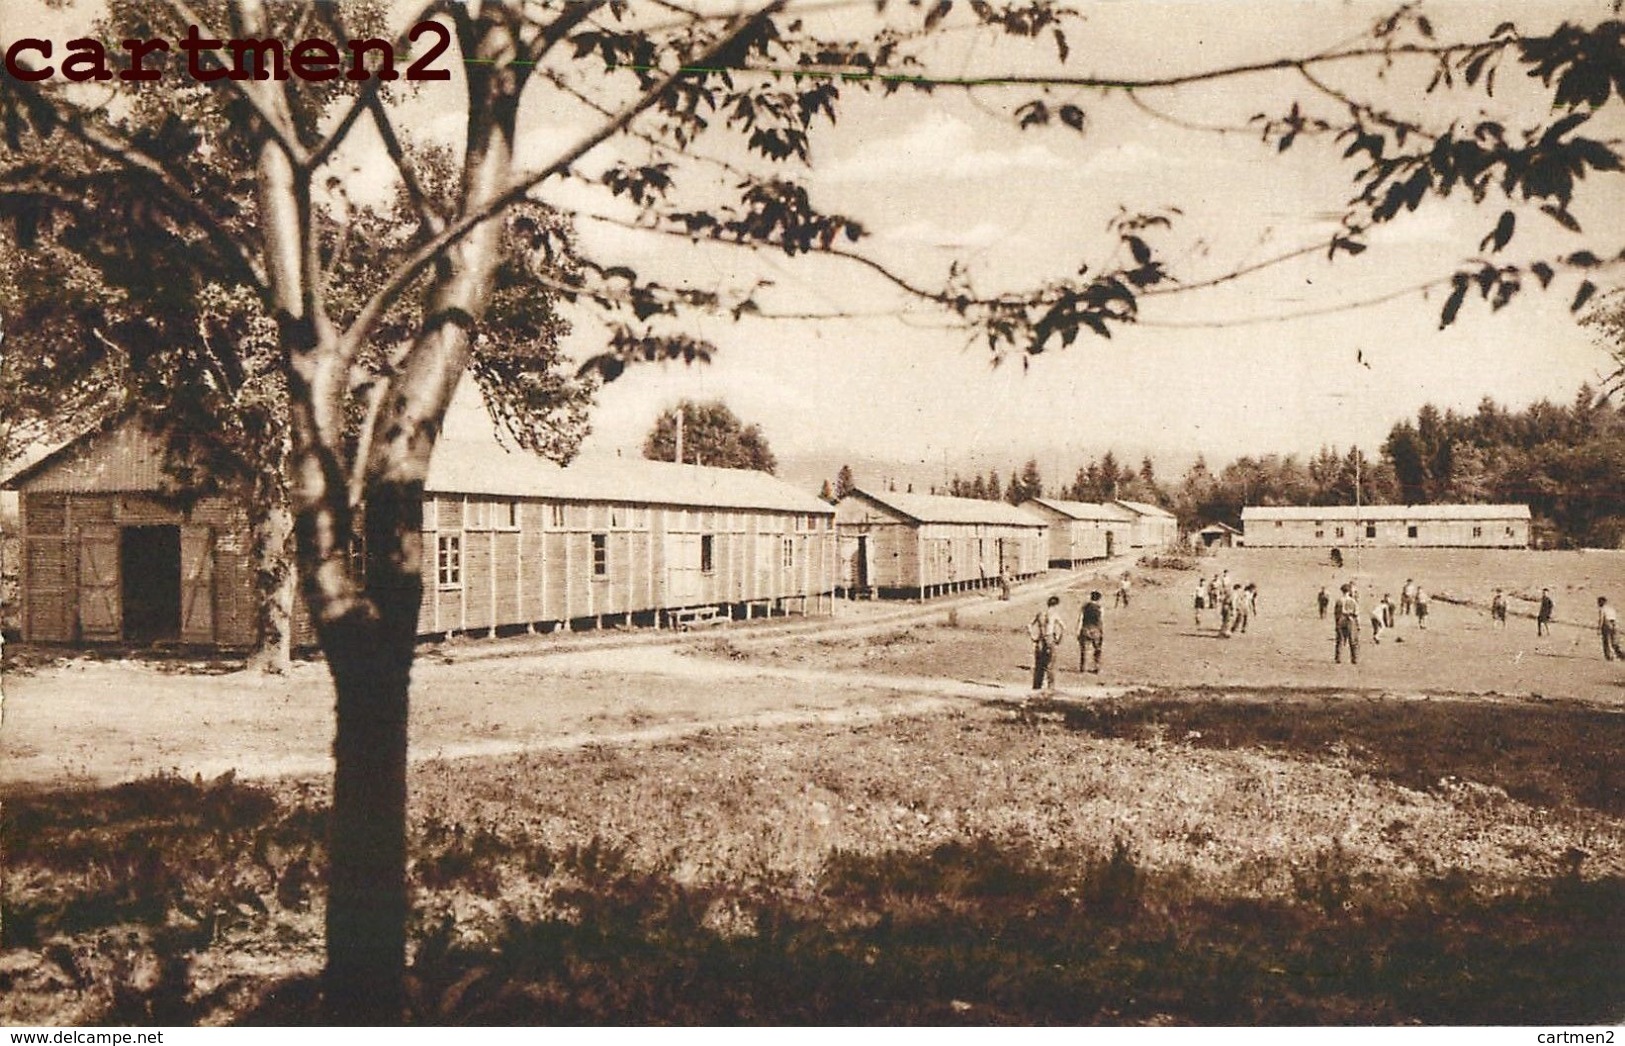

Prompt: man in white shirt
[{"left": 1599, "top": 597, "right": 1623, "bottom": 661}]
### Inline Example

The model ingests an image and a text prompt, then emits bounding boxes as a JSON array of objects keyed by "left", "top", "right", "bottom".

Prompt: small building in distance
[
  {"left": 1114, "top": 499, "right": 1180, "bottom": 550},
  {"left": 834, "top": 488, "right": 1048, "bottom": 599},
  {"left": 1196, "top": 521, "right": 1242, "bottom": 549},
  {"left": 4, "top": 418, "right": 837, "bottom": 651},
  {"left": 1240, "top": 504, "right": 1532, "bottom": 548},
  {"left": 1019, "top": 497, "right": 1136, "bottom": 566}
]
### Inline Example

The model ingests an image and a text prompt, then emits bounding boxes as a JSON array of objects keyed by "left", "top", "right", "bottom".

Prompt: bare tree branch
[{"left": 339, "top": 0, "right": 792, "bottom": 361}]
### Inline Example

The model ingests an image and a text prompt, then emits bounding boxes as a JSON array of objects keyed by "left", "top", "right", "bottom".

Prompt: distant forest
[{"left": 909, "top": 384, "right": 1625, "bottom": 549}]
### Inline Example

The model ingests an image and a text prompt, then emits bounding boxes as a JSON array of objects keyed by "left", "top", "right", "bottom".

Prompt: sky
[
  {"left": 8, "top": 0, "right": 1623, "bottom": 493},
  {"left": 526, "top": 0, "right": 1625, "bottom": 489}
]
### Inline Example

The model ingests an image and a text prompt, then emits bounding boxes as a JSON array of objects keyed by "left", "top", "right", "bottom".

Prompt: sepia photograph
[{"left": 1, "top": 0, "right": 1622, "bottom": 1028}]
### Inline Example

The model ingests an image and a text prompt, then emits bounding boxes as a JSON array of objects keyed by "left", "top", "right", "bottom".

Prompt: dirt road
[{"left": 3, "top": 547, "right": 1620, "bottom": 791}]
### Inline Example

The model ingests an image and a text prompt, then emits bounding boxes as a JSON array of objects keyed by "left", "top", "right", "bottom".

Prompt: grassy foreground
[{"left": 3, "top": 691, "right": 1622, "bottom": 1025}]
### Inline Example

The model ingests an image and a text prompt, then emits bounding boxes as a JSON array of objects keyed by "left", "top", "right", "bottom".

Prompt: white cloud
[
  {"left": 821, "top": 112, "right": 1065, "bottom": 184},
  {"left": 881, "top": 220, "right": 1007, "bottom": 250}
]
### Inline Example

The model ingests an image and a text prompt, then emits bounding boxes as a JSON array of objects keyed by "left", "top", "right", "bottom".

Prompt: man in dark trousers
[
  {"left": 1538, "top": 588, "right": 1554, "bottom": 636},
  {"left": 1334, "top": 583, "right": 1360, "bottom": 665},
  {"left": 1599, "top": 597, "right": 1623, "bottom": 660},
  {"left": 1078, "top": 590, "right": 1105, "bottom": 673},
  {"left": 1029, "top": 595, "right": 1066, "bottom": 692}
]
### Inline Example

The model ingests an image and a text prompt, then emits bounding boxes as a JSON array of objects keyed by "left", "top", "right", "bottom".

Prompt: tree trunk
[
  {"left": 247, "top": 499, "right": 295, "bottom": 673},
  {"left": 318, "top": 477, "right": 422, "bottom": 1023}
]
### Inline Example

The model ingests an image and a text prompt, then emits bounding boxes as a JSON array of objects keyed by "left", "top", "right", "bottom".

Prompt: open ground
[{"left": 2, "top": 547, "right": 1623, "bottom": 1024}]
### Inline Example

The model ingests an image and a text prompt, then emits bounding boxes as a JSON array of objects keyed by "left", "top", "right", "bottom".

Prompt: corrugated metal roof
[
  {"left": 1022, "top": 497, "right": 1137, "bottom": 522},
  {"left": 1115, "top": 499, "right": 1177, "bottom": 519},
  {"left": 426, "top": 441, "right": 832, "bottom": 515},
  {"left": 843, "top": 488, "right": 1046, "bottom": 527},
  {"left": 1241, "top": 504, "right": 1531, "bottom": 522},
  {"left": 1, "top": 419, "right": 175, "bottom": 493}
]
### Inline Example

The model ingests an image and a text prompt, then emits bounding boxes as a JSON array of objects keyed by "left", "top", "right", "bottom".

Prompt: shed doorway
[{"left": 121, "top": 525, "right": 181, "bottom": 643}]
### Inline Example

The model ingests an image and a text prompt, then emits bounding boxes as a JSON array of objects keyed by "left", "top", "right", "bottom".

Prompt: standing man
[
  {"left": 1194, "top": 577, "right": 1207, "bottom": 628},
  {"left": 1414, "top": 584, "right": 1430, "bottom": 629},
  {"left": 1335, "top": 583, "right": 1360, "bottom": 664},
  {"left": 1317, "top": 586, "right": 1330, "bottom": 620},
  {"left": 1401, "top": 579, "right": 1415, "bottom": 616},
  {"left": 1078, "top": 590, "right": 1105, "bottom": 674},
  {"left": 1538, "top": 588, "right": 1554, "bottom": 636},
  {"left": 1029, "top": 595, "right": 1066, "bottom": 692},
  {"left": 1115, "top": 572, "right": 1132, "bottom": 608},
  {"left": 1491, "top": 589, "right": 1508, "bottom": 628},
  {"left": 1599, "top": 597, "right": 1624, "bottom": 660},
  {"left": 1230, "top": 583, "right": 1250, "bottom": 635}
]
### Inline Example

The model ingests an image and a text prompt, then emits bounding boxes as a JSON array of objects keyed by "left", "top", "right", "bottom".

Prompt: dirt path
[
  {"left": 7, "top": 548, "right": 1620, "bottom": 792},
  {"left": 0, "top": 628, "right": 1129, "bottom": 790}
]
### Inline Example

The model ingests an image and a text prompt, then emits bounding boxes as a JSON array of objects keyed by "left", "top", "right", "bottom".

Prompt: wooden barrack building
[
  {"left": 834, "top": 488, "right": 1048, "bottom": 599},
  {"left": 1240, "top": 504, "right": 1532, "bottom": 548},
  {"left": 1019, "top": 497, "right": 1135, "bottom": 566},
  {"left": 4, "top": 420, "right": 837, "bottom": 651}
]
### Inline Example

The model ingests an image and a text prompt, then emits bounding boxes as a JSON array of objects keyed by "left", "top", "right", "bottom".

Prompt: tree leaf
[{"left": 1440, "top": 273, "right": 1470, "bottom": 328}]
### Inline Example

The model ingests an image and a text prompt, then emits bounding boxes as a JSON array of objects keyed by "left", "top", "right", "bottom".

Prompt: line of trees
[
  {"left": 1163, "top": 384, "right": 1624, "bottom": 547},
  {"left": 850, "top": 381, "right": 1624, "bottom": 548}
]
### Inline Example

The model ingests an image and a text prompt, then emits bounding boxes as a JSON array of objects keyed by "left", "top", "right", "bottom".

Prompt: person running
[
  {"left": 1538, "top": 588, "right": 1554, "bottom": 636},
  {"left": 1599, "top": 597, "right": 1624, "bottom": 661},
  {"left": 1029, "top": 595, "right": 1067, "bottom": 692},
  {"left": 1414, "top": 585, "right": 1430, "bottom": 629},
  {"left": 1078, "top": 590, "right": 1105, "bottom": 673},
  {"left": 1194, "top": 577, "right": 1207, "bottom": 628},
  {"left": 1317, "top": 586, "right": 1330, "bottom": 620},
  {"left": 1334, "top": 583, "right": 1360, "bottom": 664},
  {"left": 1491, "top": 589, "right": 1508, "bottom": 628}
]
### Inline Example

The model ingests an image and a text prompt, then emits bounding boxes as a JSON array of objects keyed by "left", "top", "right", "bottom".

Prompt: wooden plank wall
[
  {"left": 18, "top": 491, "right": 257, "bottom": 647},
  {"left": 419, "top": 495, "right": 835, "bottom": 633}
]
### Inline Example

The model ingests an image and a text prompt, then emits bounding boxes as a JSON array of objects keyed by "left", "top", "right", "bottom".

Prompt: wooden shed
[
  {"left": 834, "top": 488, "right": 1047, "bottom": 599},
  {"left": 1114, "top": 499, "right": 1180, "bottom": 550},
  {"left": 412, "top": 442, "right": 837, "bottom": 636},
  {"left": 1240, "top": 504, "right": 1532, "bottom": 548},
  {"left": 1019, "top": 497, "right": 1135, "bottom": 566},
  {"left": 5, "top": 420, "right": 837, "bottom": 651},
  {"left": 1196, "top": 521, "right": 1241, "bottom": 548},
  {"left": 3, "top": 421, "right": 259, "bottom": 648}
]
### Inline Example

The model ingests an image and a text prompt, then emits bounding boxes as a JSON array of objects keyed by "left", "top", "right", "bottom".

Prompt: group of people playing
[
  {"left": 1325, "top": 578, "right": 1625, "bottom": 664},
  {"left": 1193, "top": 571, "right": 1259, "bottom": 637},
  {"left": 1322, "top": 578, "right": 1431, "bottom": 664},
  {"left": 1490, "top": 586, "right": 1557, "bottom": 633},
  {"left": 1026, "top": 566, "right": 1625, "bottom": 694},
  {"left": 1028, "top": 590, "right": 1106, "bottom": 692},
  {"left": 1496, "top": 585, "right": 1624, "bottom": 661}
]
